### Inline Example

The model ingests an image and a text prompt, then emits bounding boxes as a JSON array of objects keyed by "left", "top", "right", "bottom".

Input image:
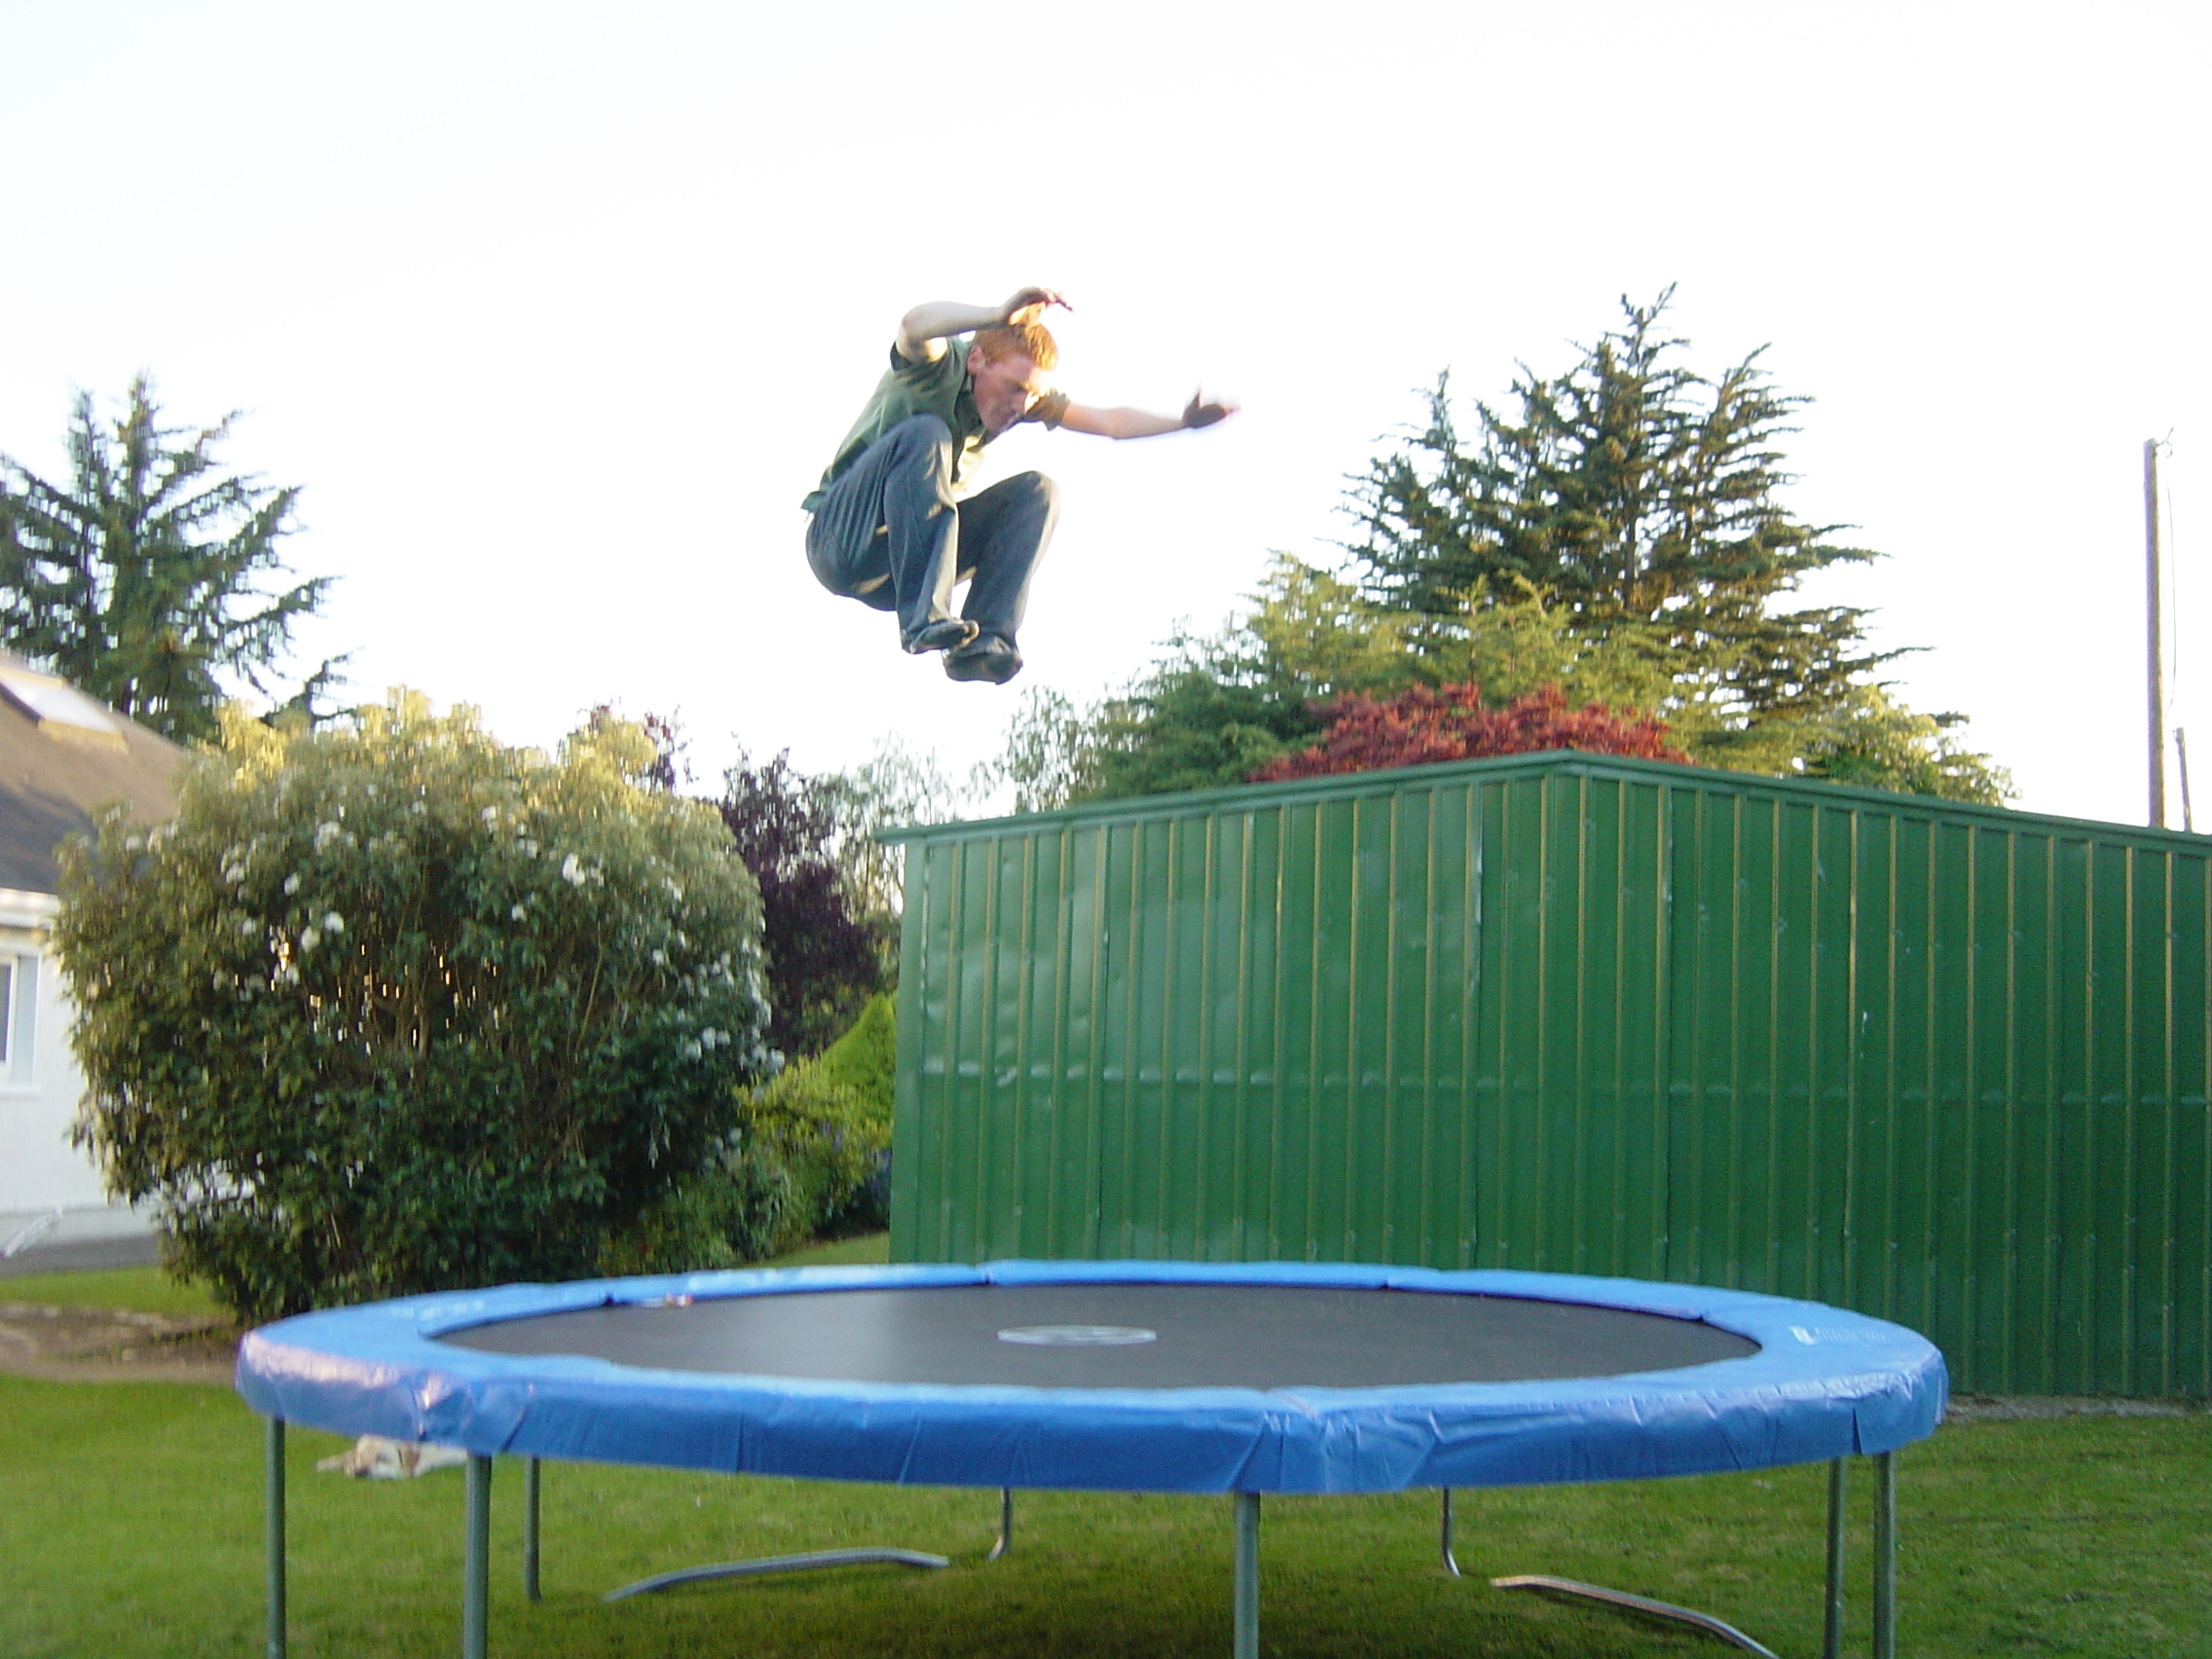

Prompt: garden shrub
[
  {"left": 813, "top": 991, "right": 894, "bottom": 1110},
  {"left": 741, "top": 1046, "right": 891, "bottom": 1246},
  {"left": 595, "top": 1135, "right": 793, "bottom": 1275},
  {"left": 55, "top": 696, "right": 777, "bottom": 1322}
]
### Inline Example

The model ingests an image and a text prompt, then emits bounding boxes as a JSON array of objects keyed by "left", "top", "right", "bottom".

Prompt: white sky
[{"left": 2, "top": 1, "right": 2205, "bottom": 828}]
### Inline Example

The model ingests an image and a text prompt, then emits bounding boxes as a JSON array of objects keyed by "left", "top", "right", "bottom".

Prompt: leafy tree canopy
[
  {"left": 56, "top": 696, "right": 774, "bottom": 1321},
  {"left": 0, "top": 374, "right": 340, "bottom": 740},
  {"left": 1080, "top": 626, "right": 1325, "bottom": 801},
  {"left": 717, "top": 749, "right": 893, "bottom": 1059},
  {"left": 972, "top": 688, "right": 1107, "bottom": 817},
  {"left": 1789, "top": 683, "right": 2014, "bottom": 805},
  {"left": 820, "top": 735, "right": 976, "bottom": 916}
]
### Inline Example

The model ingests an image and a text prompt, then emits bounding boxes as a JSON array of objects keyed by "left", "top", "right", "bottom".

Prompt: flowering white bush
[{"left": 56, "top": 694, "right": 775, "bottom": 1321}]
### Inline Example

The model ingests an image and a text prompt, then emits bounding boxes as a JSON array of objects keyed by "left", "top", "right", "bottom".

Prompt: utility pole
[
  {"left": 2148, "top": 438, "right": 2165, "bottom": 828},
  {"left": 2179, "top": 728, "right": 2195, "bottom": 834}
]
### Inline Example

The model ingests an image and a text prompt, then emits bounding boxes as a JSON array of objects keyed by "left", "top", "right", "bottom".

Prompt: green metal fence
[{"left": 886, "top": 752, "right": 2211, "bottom": 1397}]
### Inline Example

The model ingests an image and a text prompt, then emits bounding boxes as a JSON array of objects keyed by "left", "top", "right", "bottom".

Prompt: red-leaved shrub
[{"left": 1249, "top": 682, "right": 1687, "bottom": 784}]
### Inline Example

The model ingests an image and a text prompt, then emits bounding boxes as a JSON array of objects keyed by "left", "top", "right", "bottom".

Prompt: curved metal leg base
[
  {"left": 1439, "top": 1488, "right": 1461, "bottom": 1578},
  {"left": 604, "top": 1548, "right": 949, "bottom": 1603},
  {"left": 1491, "top": 1574, "right": 1780, "bottom": 1658},
  {"left": 986, "top": 1488, "right": 1014, "bottom": 1562}
]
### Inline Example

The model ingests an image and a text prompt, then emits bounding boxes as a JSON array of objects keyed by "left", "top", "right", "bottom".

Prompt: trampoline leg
[
  {"left": 265, "top": 1418, "right": 286, "bottom": 1659},
  {"left": 463, "top": 1454, "right": 492, "bottom": 1659},
  {"left": 1823, "top": 1458, "right": 1846, "bottom": 1659},
  {"left": 1234, "top": 1492, "right": 1260, "bottom": 1659},
  {"left": 523, "top": 1456, "right": 541, "bottom": 1602},
  {"left": 1440, "top": 1488, "right": 1462, "bottom": 1577},
  {"left": 1872, "top": 1451, "right": 1897, "bottom": 1659},
  {"left": 987, "top": 1487, "right": 1014, "bottom": 1562}
]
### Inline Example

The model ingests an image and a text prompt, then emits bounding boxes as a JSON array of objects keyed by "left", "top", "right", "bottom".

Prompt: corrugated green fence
[{"left": 886, "top": 752, "right": 2211, "bottom": 1397}]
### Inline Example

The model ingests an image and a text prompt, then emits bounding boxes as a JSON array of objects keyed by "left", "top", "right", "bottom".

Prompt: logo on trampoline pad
[{"left": 997, "top": 1325, "right": 1158, "bottom": 1346}]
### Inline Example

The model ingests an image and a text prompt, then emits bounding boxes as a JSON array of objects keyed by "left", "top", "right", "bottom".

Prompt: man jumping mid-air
[{"left": 801, "top": 286, "right": 1235, "bottom": 685}]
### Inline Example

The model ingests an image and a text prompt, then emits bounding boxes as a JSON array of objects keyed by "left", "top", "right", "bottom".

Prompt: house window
[{"left": 0, "top": 955, "right": 34, "bottom": 1084}]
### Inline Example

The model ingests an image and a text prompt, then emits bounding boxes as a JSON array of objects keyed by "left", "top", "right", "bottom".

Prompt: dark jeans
[{"left": 804, "top": 415, "right": 1059, "bottom": 647}]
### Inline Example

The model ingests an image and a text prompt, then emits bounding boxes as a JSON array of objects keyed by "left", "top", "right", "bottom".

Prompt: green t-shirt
[{"left": 802, "top": 337, "right": 1067, "bottom": 511}]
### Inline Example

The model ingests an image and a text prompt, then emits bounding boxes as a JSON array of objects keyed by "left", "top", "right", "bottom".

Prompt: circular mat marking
[{"left": 997, "top": 1324, "right": 1159, "bottom": 1346}]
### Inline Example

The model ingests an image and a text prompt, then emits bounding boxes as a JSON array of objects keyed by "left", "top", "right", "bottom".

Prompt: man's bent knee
[{"left": 884, "top": 414, "right": 956, "bottom": 456}]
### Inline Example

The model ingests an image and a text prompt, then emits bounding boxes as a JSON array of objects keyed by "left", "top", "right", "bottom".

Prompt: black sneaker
[
  {"left": 944, "top": 635, "right": 1022, "bottom": 684},
  {"left": 902, "top": 617, "right": 979, "bottom": 654}
]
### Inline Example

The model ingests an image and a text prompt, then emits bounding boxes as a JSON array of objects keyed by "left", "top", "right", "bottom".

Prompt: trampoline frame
[
  {"left": 241, "top": 1261, "right": 1941, "bottom": 1658},
  {"left": 256, "top": 1432, "right": 1899, "bottom": 1659}
]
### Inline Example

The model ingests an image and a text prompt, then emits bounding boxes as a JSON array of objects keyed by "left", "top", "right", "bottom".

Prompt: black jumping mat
[{"left": 441, "top": 1282, "right": 1758, "bottom": 1390}]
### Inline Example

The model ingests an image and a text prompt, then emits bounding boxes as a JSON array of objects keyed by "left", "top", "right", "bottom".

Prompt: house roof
[{"left": 0, "top": 652, "right": 184, "bottom": 895}]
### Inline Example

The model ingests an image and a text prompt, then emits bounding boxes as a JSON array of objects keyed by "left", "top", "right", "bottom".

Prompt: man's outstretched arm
[
  {"left": 1059, "top": 391, "right": 1237, "bottom": 440},
  {"left": 897, "top": 286, "right": 1070, "bottom": 362}
]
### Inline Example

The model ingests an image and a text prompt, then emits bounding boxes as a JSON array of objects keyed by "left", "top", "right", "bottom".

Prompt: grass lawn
[
  {"left": 0, "top": 1231, "right": 892, "bottom": 1317},
  {"left": 2, "top": 1263, "right": 233, "bottom": 1320},
  {"left": 5, "top": 1246, "right": 2207, "bottom": 1658}
]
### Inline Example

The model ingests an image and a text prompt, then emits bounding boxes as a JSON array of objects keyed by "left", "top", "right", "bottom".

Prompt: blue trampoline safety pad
[{"left": 235, "top": 1261, "right": 1946, "bottom": 1494}]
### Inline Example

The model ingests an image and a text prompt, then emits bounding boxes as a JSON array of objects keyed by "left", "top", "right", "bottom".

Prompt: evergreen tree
[
  {"left": 1344, "top": 288, "right": 1894, "bottom": 742},
  {"left": 0, "top": 375, "right": 337, "bottom": 740}
]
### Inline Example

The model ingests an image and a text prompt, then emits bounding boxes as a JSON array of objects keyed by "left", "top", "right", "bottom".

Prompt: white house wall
[{"left": 0, "top": 888, "right": 107, "bottom": 1214}]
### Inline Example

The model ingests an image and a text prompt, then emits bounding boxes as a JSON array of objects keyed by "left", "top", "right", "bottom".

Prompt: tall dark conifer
[
  {"left": 1344, "top": 290, "right": 1895, "bottom": 723},
  {"left": 0, "top": 375, "right": 336, "bottom": 739}
]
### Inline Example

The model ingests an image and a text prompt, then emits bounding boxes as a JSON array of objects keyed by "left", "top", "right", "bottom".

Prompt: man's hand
[
  {"left": 1183, "top": 391, "right": 1236, "bottom": 429},
  {"left": 1000, "top": 286, "right": 1072, "bottom": 327}
]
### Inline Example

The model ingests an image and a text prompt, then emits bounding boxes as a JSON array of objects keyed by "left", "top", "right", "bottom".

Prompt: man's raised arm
[
  {"left": 1059, "top": 390, "right": 1237, "bottom": 441},
  {"left": 896, "top": 286, "right": 1071, "bottom": 362}
]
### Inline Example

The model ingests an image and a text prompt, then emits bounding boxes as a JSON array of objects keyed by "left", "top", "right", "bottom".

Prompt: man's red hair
[{"left": 971, "top": 321, "right": 1058, "bottom": 372}]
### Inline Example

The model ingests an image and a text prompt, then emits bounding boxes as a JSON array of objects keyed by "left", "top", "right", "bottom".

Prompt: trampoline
[{"left": 237, "top": 1260, "right": 1946, "bottom": 1659}]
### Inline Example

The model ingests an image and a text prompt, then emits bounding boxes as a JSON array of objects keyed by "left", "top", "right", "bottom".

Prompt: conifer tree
[
  {"left": 1344, "top": 289, "right": 1894, "bottom": 731},
  {"left": 0, "top": 375, "right": 337, "bottom": 740}
]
